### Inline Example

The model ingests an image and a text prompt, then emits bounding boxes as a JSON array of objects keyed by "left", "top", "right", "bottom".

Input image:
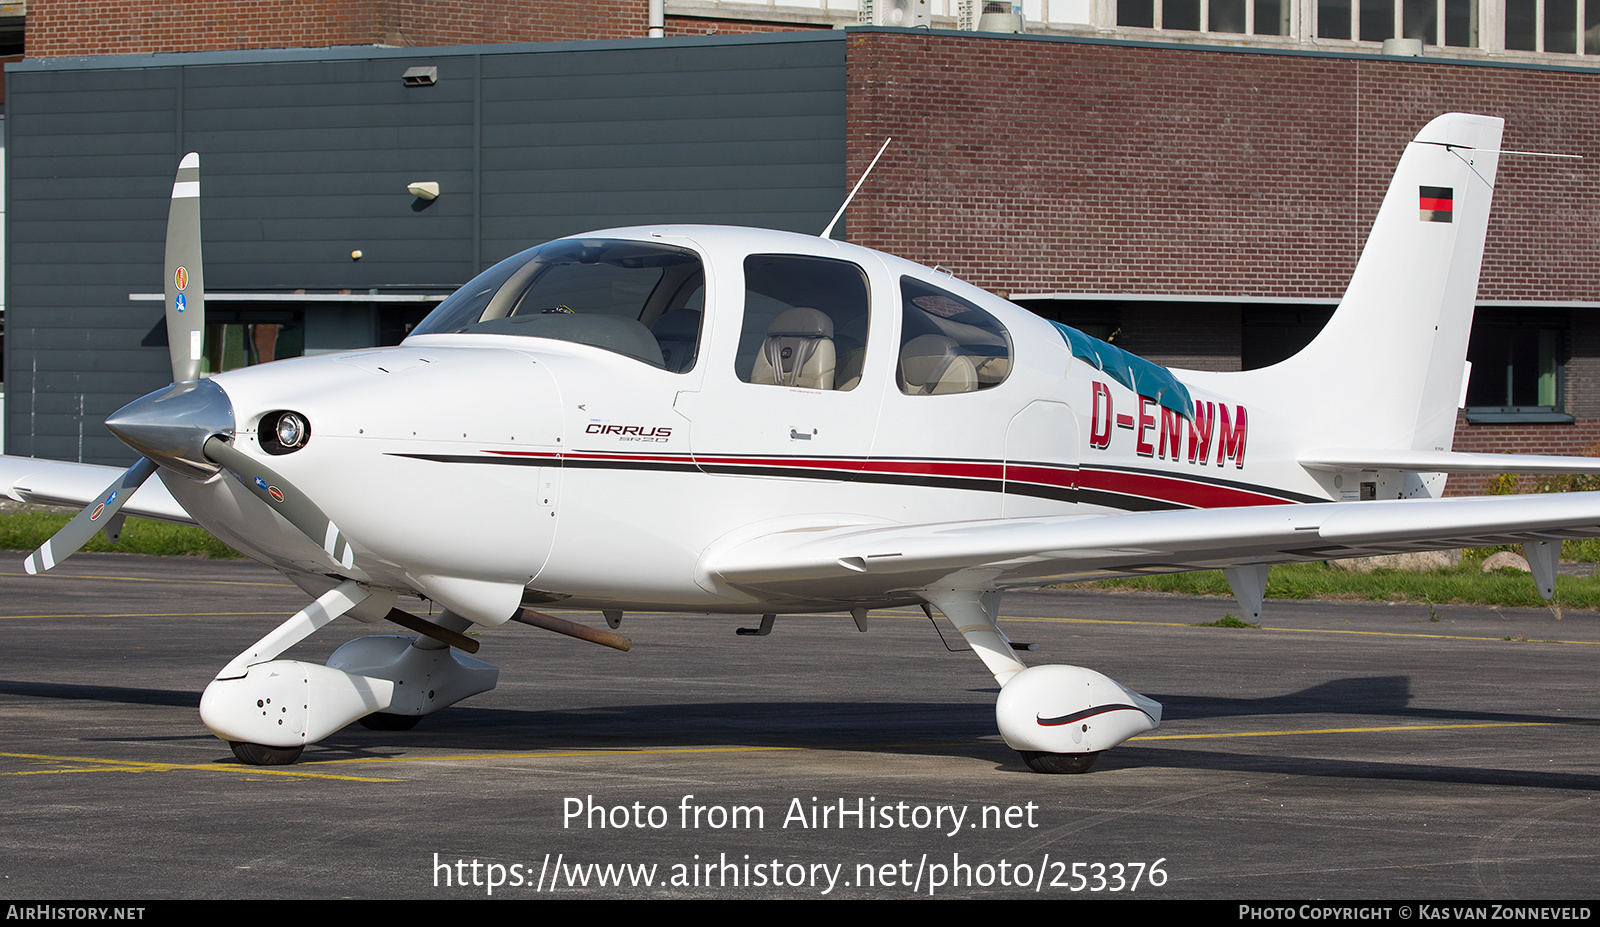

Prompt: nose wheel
[
  {"left": 229, "top": 741, "right": 305, "bottom": 766},
  {"left": 1020, "top": 750, "right": 1100, "bottom": 774}
]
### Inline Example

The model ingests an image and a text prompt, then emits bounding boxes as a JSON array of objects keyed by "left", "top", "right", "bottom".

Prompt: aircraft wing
[
  {"left": 1301, "top": 448, "right": 1600, "bottom": 474},
  {"left": 0, "top": 455, "right": 195, "bottom": 524},
  {"left": 706, "top": 492, "right": 1600, "bottom": 600}
]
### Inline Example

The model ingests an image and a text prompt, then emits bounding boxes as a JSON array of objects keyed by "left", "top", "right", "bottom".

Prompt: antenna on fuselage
[{"left": 821, "top": 137, "right": 892, "bottom": 241}]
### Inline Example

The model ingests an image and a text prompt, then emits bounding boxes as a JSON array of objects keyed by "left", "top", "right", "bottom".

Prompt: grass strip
[
  {"left": 1066, "top": 557, "right": 1600, "bottom": 610},
  {"left": 1, "top": 511, "right": 1595, "bottom": 609},
  {"left": 0, "top": 510, "right": 241, "bottom": 559}
]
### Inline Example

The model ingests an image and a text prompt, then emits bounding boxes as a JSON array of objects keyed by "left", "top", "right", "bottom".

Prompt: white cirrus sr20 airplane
[{"left": 5, "top": 112, "right": 1599, "bottom": 772}]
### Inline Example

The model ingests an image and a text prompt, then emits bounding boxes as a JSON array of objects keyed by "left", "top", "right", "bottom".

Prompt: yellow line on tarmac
[
  {"left": 992, "top": 613, "right": 1600, "bottom": 646},
  {"left": 1, "top": 609, "right": 439, "bottom": 621},
  {"left": 0, "top": 611, "right": 285, "bottom": 620},
  {"left": 286, "top": 720, "right": 1599, "bottom": 767},
  {"left": 301, "top": 742, "right": 987, "bottom": 768},
  {"left": 0, "top": 751, "right": 402, "bottom": 782},
  {"left": 1254, "top": 625, "right": 1600, "bottom": 645},
  {"left": 6, "top": 722, "right": 1584, "bottom": 777},
  {"left": 0, "top": 570, "right": 293, "bottom": 588}
]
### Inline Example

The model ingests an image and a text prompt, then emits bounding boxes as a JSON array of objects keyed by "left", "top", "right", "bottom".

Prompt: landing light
[
  {"left": 263, "top": 411, "right": 309, "bottom": 454},
  {"left": 276, "top": 412, "right": 307, "bottom": 449}
]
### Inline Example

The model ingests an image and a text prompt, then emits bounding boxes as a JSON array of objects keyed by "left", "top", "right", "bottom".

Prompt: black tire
[
  {"left": 1020, "top": 750, "right": 1100, "bottom": 774},
  {"left": 229, "top": 741, "right": 304, "bottom": 766},
  {"left": 357, "top": 712, "right": 423, "bottom": 731}
]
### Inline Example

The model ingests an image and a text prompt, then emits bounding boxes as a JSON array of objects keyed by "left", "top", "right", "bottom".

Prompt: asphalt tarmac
[{"left": 3, "top": 552, "right": 1598, "bottom": 900}]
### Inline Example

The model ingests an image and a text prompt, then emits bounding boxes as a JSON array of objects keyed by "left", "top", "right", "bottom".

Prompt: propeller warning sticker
[{"left": 252, "top": 476, "right": 285, "bottom": 502}]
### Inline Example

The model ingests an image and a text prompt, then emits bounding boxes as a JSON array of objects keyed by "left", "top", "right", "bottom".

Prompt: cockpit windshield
[{"left": 408, "top": 239, "right": 705, "bottom": 371}]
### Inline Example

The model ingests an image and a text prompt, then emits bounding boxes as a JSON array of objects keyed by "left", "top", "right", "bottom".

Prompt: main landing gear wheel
[
  {"left": 357, "top": 712, "right": 423, "bottom": 731},
  {"left": 229, "top": 741, "right": 305, "bottom": 766},
  {"left": 1021, "top": 750, "right": 1100, "bottom": 774}
]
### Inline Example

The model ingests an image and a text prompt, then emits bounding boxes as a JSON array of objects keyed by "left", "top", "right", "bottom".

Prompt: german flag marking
[{"left": 1420, "top": 185, "right": 1453, "bottom": 223}]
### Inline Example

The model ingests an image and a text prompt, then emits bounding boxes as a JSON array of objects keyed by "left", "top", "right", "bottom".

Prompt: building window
[
  {"left": 1314, "top": 0, "right": 1479, "bottom": 44},
  {"left": 1463, "top": 310, "right": 1570, "bottom": 423},
  {"left": 1112, "top": 0, "right": 1507, "bottom": 44},
  {"left": 1505, "top": 0, "right": 1599, "bottom": 52},
  {"left": 202, "top": 308, "right": 304, "bottom": 375},
  {"left": 1116, "top": 0, "right": 1289, "bottom": 33}
]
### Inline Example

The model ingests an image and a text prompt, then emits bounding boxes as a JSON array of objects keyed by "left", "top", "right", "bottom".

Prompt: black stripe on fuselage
[{"left": 385, "top": 452, "right": 1316, "bottom": 511}]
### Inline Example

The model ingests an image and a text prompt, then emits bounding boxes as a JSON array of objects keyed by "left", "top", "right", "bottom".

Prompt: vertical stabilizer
[{"left": 1261, "top": 114, "right": 1502, "bottom": 454}]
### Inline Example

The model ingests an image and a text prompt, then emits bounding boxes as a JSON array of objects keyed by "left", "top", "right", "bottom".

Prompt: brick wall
[
  {"left": 25, "top": 0, "right": 658, "bottom": 56},
  {"left": 842, "top": 32, "right": 1600, "bottom": 487},
  {"left": 25, "top": 0, "right": 819, "bottom": 55},
  {"left": 842, "top": 31, "right": 1600, "bottom": 304},
  {"left": 28, "top": 1, "right": 385, "bottom": 55},
  {"left": 664, "top": 16, "right": 832, "bottom": 37},
  {"left": 382, "top": 0, "right": 647, "bottom": 46}
]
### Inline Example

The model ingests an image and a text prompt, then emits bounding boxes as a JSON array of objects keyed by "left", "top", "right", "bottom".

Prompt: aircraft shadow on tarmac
[
  {"left": 0, "top": 679, "right": 198, "bottom": 707},
  {"left": 1100, "top": 746, "right": 1600, "bottom": 792},
  {"left": 1150, "top": 675, "right": 1595, "bottom": 727},
  {"left": 8, "top": 675, "right": 1598, "bottom": 789}
]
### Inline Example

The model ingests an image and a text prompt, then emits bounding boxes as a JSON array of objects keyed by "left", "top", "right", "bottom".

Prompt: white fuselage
[{"left": 167, "top": 226, "right": 1348, "bottom": 616}]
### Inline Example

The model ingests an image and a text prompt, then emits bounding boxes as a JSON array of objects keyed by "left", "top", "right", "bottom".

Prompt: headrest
[{"left": 766, "top": 307, "right": 833, "bottom": 339}]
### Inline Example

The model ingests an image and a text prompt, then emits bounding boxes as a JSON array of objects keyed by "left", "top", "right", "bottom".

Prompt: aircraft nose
[{"left": 104, "top": 378, "right": 235, "bottom": 479}]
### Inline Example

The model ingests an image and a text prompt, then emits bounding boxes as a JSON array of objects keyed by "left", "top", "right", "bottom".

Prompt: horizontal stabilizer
[{"left": 1300, "top": 449, "right": 1600, "bottom": 475}]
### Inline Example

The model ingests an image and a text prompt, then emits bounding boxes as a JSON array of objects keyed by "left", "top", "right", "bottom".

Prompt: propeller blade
[
  {"left": 165, "top": 152, "right": 205, "bottom": 384},
  {"left": 27, "top": 154, "right": 211, "bottom": 577},
  {"left": 24, "top": 457, "right": 159, "bottom": 574},
  {"left": 201, "top": 436, "right": 356, "bottom": 571}
]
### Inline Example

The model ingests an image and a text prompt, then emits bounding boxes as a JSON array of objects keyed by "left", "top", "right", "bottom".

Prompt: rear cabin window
[
  {"left": 736, "top": 255, "right": 871, "bottom": 391},
  {"left": 897, "top": 277, "right": 1012, "bottom": 395},
  {"left": 408, "top": 239, "right": 705, "bottom": 371}
]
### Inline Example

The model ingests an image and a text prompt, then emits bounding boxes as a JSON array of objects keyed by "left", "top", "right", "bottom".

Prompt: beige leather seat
[
  {"left": 750, "top": 307, "right": 836, "bottom": 390},
  {"left": 650, "top": 309, "right": 701, "bottom": 373},
  {"left": 899, "top": 333, "right": 979, "bottom": 395}
]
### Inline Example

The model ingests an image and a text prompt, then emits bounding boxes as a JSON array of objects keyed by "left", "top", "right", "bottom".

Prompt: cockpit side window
[
  {"left": 407, "top": 239, "right": 704, "bottom": 372},
  {"left": 736, "top": 254, "right": 870, "bottom": 391},
  {"left": 897, "top": 276, "right": 1012, "bottom": 395}
]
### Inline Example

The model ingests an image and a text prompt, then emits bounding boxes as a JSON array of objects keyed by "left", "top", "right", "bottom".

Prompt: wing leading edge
[{"left": 705, "top": 492, "right": 1600, "bottom": 601}]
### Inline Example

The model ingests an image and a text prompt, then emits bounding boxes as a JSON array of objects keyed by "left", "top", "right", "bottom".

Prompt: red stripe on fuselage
[
  {"left": 479, "top": 449, "right": 1300, "bottom": 508},
  {"left": 1076, "top": 466, "right": 1292, "bottom": 507}
]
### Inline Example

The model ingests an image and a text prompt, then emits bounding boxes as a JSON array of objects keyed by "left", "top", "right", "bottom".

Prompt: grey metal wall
[{"left": 4, "top": 33, "right": 846, "bottom": 463}]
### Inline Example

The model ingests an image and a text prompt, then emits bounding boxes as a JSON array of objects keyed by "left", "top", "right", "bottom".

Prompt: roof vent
[
  {"left": 1380, "top": 38, "right": 1424, "bottom": 56},
  {"left": 977, "top": 5, "right": 1024, "bottom": 32},
  {"left": 858, "top": 0, "right": 931, "bottom": 27}
]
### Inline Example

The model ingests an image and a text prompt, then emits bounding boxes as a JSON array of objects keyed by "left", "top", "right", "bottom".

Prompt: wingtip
[{"left": 179, "top": 152, "right": 200, "bottom": 169}]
